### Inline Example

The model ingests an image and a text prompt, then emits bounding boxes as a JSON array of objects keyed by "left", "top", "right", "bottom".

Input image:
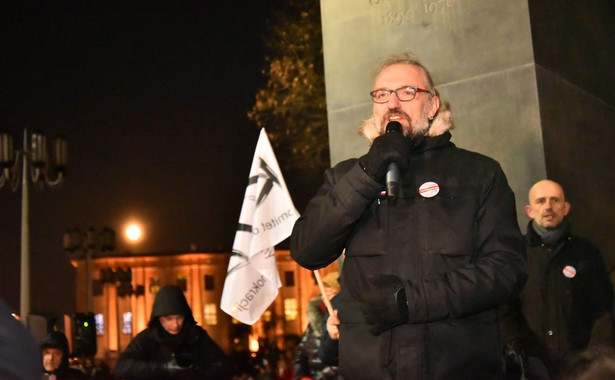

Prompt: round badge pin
[
  {"left": 562, "top": 265, "right": 577, "bottom": 278},
  {"left": 419, "top": 181, "right": 440, "bottom": 198}
]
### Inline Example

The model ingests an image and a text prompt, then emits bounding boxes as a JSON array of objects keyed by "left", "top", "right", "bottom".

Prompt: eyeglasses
[{"left": 369, "top": 86, "right": 432, "bottom": 104}]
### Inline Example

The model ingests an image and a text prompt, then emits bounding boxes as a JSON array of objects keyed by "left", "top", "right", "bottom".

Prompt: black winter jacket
[
  {"left": 115, "top": 286, "right": 232, "bottom": 380},
  {"left": 501, "top": 221, "right": 614, "bottom": 376},
  {"left": 291, "top": 132, "right": 527, "bottom": 380},
  {"left": 115, "top": 323, "right": 231, "bottom": 380}
]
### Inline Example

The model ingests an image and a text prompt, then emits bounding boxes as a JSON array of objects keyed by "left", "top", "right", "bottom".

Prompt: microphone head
[{"left": 385, "top": 121, "right": 402, "bottom": 133}]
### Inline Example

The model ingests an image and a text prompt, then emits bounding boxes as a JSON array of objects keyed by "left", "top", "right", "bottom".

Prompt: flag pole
[{"left": 314, "top": 269, "right": 334, "bottom": 316}]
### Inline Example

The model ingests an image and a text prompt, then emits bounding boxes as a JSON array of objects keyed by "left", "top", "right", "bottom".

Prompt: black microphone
[{"left": 385, "top": 121, "right": 402, "bottom": 203}]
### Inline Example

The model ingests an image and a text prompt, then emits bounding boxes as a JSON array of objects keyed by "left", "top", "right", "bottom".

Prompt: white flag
[{"left": 220, "top": 129, "right": 299, "bottom": 325}]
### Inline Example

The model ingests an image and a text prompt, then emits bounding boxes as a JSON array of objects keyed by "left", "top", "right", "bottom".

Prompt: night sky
[{"left": 0, "top": 2, "right": 319, "bottom": 316}]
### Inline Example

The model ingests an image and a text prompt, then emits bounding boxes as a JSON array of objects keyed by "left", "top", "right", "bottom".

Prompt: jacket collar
[
  {"left": 412, "top": 131, "right": 453, "bottom": 156},
  {"left": 525, "top": 219, "right": 571, "bottom": 247}
]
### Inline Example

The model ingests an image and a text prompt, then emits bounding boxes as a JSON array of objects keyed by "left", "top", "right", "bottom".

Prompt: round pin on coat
[
  {"left": 562, "top": 265, "right": 577, "bottom": 278},
  {"left": 419, "top": 181, "right": 440, "bottom": 198}
]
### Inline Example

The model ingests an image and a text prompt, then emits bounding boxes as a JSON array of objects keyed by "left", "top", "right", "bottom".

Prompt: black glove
[
  {"left": 358, "top": 274, "right": 409, "bottom": 335},
  {"left": 503, "top": 339, "right": 529, "bottom": 374},
  {"left": 164, "top": 354, "right": 196, "bottom": 376},
  {"left": 164, "top": 357, "right": 183, "bottom": 371},
  {"left": 358, "top": 129, "right": 410, "bottom": 183},
  {"left": 164, "top": 361, "right": 198, "bottom": 380},
  {"left": 175, "top": 351, "right": 195, "bottom": 368}
]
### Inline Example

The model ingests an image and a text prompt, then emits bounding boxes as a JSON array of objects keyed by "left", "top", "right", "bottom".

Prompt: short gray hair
[{"left": 373, "top": 52, "right": 436, "bottom": 93}]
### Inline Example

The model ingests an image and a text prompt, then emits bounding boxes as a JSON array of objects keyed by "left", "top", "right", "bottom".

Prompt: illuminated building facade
[{"left": 69, "top": 250, "right": 338, "bottom": 363}]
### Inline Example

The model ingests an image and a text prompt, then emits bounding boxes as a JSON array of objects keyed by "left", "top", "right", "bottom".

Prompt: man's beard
[{"left": 382, "top": 108, "right": 431, "bottom": 138}]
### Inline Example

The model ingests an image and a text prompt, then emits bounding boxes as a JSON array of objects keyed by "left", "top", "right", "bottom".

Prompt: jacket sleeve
[
  {"left": 403, "top": 163, "right": 528, "bottom": 322},
  {"left": 115, "top": 332, "right": 169, "bottom": 380},
  {"left": 291, "top": 161, "right": 382, "bottom": 269}
]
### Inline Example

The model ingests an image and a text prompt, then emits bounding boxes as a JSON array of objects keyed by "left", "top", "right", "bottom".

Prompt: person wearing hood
[
  {"left": 500, "top": 180, "right": 614, "bottom": 379},
  {"left": 115, "top": 285, "right": 233, "bottom": 380},
  {"left": 290, "top": 53, "right": 527, "bottom": 380},
  {"left": 41, "top": 330, "right": 91, "bottom": 380}
]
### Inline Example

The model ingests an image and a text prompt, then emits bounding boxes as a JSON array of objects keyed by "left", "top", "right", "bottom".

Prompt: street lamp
[
  {"left": 0, "top": 129, "right": 67, "bottom": 321},
  {"left": 64, "top": 227, "right": 115, "bottom": 312}
]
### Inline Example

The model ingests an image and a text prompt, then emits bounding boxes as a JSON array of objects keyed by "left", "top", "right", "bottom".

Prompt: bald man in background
[{"left": 501, "top": 179, "right": 614, "bottom": 379}]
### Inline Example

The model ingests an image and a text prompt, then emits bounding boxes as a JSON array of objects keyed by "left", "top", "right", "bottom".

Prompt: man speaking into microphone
[{"left": 291, "top": 53, "right": 527, "bottom": 380}]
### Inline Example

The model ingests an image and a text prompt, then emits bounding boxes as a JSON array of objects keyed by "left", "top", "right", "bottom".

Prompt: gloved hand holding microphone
[{"left": 359, "top": 121, "right": 409, "bottom": 183}]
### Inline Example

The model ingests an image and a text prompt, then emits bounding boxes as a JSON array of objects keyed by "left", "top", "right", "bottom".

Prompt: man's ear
[
  {"left": 524, "top": 204, "right": 533, "bottom": 219},
  {"left": 429, "top": 95, "right": 441, "bottom": 118},
  {"left": 564, "top": 202, "right": 571, "bottom": 216}
]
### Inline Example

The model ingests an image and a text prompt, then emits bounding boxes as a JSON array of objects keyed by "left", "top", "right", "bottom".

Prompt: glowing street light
[{"left": 125, "top": 223, "right": 143, "bottom": 243}]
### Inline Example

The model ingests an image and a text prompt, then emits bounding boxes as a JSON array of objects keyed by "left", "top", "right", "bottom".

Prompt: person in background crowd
[
  {"left": 501, "top": 179, "right": 614, "bottom": 379},
  {"left": 0, "top": 298, "right": 41, "bottom": 380},
  {"left": 41, "top": 330, "right": 92, "bottom": 380},
  {"left": 274, "top": 336, "right": 299, "bottom": 380},
  {"left": 318, "top": 292, "right": 340, "bottom": 371},
  {"left": 290, "top": 52, "right": 527, "bottom": 380},
  {"left": 294, "top": 272, "right": 340, "bottom": 380},
  {"left": 115, "top": 285, "right": 234, "bottom": 380}
]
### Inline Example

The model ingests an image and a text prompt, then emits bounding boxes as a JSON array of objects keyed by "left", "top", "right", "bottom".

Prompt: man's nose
[{"left": 387, "top": 92, "right": 401, "bottom": 108}]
